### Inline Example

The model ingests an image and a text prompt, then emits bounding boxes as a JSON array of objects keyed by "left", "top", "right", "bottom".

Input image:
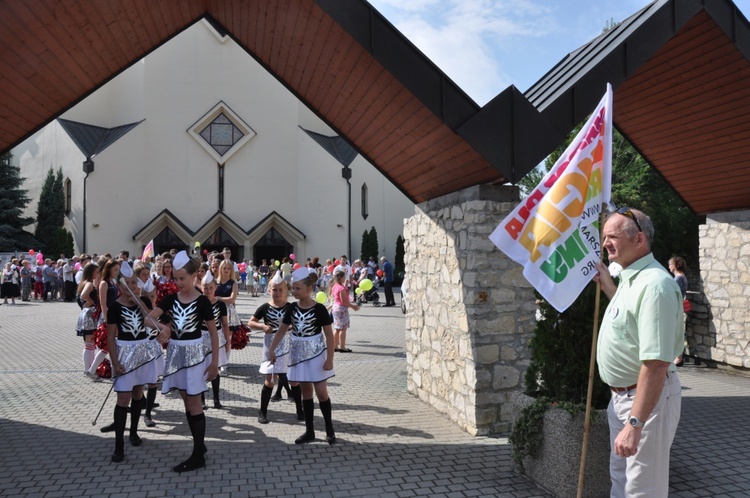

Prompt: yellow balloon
[
  {"left": 316, "top": 291, "right": 327, "bottom": 304},
  {"left": 359, "top": 278, "right": 373, "bottom": 291},
  {"left": 355, "top": 287, "right": 363, "bottom": 295},
  {"left": 274, "top": 260, "right": 281, "bottom": 267}
]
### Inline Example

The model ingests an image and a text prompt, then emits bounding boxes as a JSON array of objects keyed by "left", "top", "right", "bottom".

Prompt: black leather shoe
[
  {"left": 111, "top": 449, "right": 124, "bottom": 463},
  {"left": 326, "top": 434, "right": 336, "bottom": 445},
  {"left": 270, "top": 393, "right": 282, "bottom": 402},
  {"left": 129, "top": 434, "right": 143, "bottom": 446},
  {"left": 258, "top": 411, "right": 268, "bottom": 424},
  {"left": 295, "top": 432, "right": 315, "bottom": 444},
  {"left": 100, "top": 422, "right": 116, "bottom": 433},
  {"left": 296, "top": 410, "right": 305, "bottom": 421},
  {"left": 173, "top": 455, "right": 206, "bottom": 473},
  {"left": 213, "top": 400, "right": 223, "bottom": 409}
]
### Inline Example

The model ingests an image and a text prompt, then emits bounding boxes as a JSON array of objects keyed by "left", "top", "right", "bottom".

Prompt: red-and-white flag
[
  {"left": 141, "top": 239, "right": 154, "bottom": 260},
  {"left": 489, "top": 84, "right": 613, "bottom": 312}
]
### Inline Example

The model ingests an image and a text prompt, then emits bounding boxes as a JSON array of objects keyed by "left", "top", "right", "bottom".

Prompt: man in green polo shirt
[{"left": 595, "top": 208, "right": 683, "bottom": 498}]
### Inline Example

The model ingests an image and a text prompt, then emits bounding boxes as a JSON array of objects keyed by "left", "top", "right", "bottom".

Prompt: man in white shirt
[{"left": 63, "top": 259, "right": 75, "bottom": 301}]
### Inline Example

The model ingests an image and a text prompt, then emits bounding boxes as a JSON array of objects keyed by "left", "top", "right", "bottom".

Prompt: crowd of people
[
  {"left": 57, "top": 246, "right": 394, "bottom": 472},
  {"left": 1, "top": 252, "right": 79, "bottom": 305}
]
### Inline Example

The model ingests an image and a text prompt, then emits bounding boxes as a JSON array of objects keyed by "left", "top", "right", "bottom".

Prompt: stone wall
[
  {"left": 687, "top": 213, "right": 750, "bottom": 368},
  {"left": 403, "top": 184, "right": 536, "bottom": 436}
]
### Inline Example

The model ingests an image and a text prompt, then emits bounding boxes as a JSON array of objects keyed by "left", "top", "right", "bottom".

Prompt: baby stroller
[{"left": 356, "top": 276, "right": 381, "bottom": 306}]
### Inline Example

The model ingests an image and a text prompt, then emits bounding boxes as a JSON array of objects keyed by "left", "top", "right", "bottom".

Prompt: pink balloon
[
  {"left": 36, "top": 255, "right": 43, "bottom": 264},
  {"left": 289, "top": 253, "right": 296, "bottom": 261},
  {"left": 75, "top": 262, "right": 81, "bottom": 271}
]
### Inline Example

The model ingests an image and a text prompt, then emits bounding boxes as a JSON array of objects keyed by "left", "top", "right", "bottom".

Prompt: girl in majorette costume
[
  {"left": 200, "top": 271, "right": 229, "bottom": 409},
  {"left": 214, "top": 260, "right": 238, "bottom": 375},
  {"left": 270, "top": 268, "right": 336, "bottom": 444},
  {"left": 106, "top": 261, "right": 164, "bottom": 463},
  {"left": 134, "top": 262, "right": 162, "bottom": 428},
  {"left": 85, "top": 259, "right": 121, "bottom": 380},
  {"left": 76, "top": 263, "right": 101, "bottom": 374},
  {"left": 248, "top": 271, "right": 297, "bottom": 424},
  {"left": 149, "top": 251, "right": 219, "bottom": 473}
]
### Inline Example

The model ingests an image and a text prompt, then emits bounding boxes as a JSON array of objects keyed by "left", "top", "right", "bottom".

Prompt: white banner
[{"left": 489, "top": 84, "right": 613, "bottom": 312}]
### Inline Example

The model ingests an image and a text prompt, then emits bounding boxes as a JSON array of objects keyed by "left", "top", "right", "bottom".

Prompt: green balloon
[
  {"left": 316, "top": 291, "right": 327, "bottom": 304},
  {"left": 275, "top": 260, "right": 280, "bottom": 267},
  {"left": 359, "top": 278, "right": 373, "bottom": 291}
]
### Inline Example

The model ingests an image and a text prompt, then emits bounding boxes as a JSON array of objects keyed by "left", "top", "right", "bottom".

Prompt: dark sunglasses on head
[{"left": 616, "top": 206, "right": 643, "bottom": 233}]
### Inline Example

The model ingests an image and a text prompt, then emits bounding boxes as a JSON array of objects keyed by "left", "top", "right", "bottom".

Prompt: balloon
[
  {"left": 203, "top": 249, "right": 208, "bottom": 255},
  {"left": 315, "top": 291, "right": 327, "bottom": 304},
  {"left": 275, "top": 260, "right": 281, "bottom": 267},
  {"left": 289, "top": 253, "right": 296, "bottom": 261},
  {"left": 359, "top": 278, "right": 373, "bottom": 291},
  {"left": 37, "top": 254, "right": 43, "bottom": 264},
  {"left": 355, "top": 287, "right": 363, "bottom": 295},
  {"left": 293, "top": 263, "right": 301, "bottom": 270},
  {"left": 194, "top": 241, "right": 201, "bottom": 247},
  {"left": 376, "top": 270, "right": 383, "bottom": 277},
  {"left": 334, "top": 260, "right": 340, "bottom": 266},
  {"left": 29, "top": 249, "right": 35, "bottom": 256},
  {"left": 75, "top": 262, "right": 81, "bottom": 271}
]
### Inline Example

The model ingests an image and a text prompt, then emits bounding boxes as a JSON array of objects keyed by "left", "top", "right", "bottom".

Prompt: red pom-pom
[
  {"left": 97, "top": 358, "right": 112, "bottom": 379},
  {"left": 155, "top": 280, "right": 179, "bottom": 306},
  {"left": 230, "top": 324, "right": 250, "bottom": 350},
  {"left": 94, "top": 323, "right": 109, "bottom": 353}
]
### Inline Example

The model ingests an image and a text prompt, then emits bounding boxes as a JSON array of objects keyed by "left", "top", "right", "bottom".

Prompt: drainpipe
[
  {"left": 342, "top": 165, "right": 352, "bottom": 258},
  {"left": 82, "top": 158, "right": 94, "bottom": 252}
]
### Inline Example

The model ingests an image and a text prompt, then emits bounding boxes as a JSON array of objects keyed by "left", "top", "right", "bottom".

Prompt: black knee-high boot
[
  {"left": 129, "top": 397, "right": 143, "bottom": 446},
  {"left": 319, "top": 398, "right": 335, "bottom": 444},
  {"left": 295, "top": 399, "right": 315, "bottom": 444},
  {"left": 258, "top": 385, "right": 273, "bottom": 423},
  {"left": 112, "top": 404, "right": 128, "bottom": 462},
  {"left": 146, "top": 387, "right": 157, "bottom": 417},
  {"left": 174, "top": 413, "right": 206, "bottom": 473},
  {"left": 211, "top": 375, "right": 222, "bottom": 408},
  {"left": 290, "top": 385, "right": 304, "bottom": 420}
]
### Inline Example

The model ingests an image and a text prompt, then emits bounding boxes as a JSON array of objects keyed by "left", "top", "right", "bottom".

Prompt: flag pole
[{"left": 576, "top": 206, "right": 607, "bottom": 498}]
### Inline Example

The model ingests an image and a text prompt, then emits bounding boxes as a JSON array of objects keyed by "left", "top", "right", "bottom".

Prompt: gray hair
[{"left": 615, "top": 208, "right": 654, "bottom": 249}]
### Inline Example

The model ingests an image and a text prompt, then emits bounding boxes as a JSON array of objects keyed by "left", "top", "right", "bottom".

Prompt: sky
[{"left": 369, "top": 0, "right": 750, "bottom": 106}]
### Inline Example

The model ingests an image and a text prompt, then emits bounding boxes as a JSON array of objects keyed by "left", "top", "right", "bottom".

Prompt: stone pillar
[
  {"left": 688, "top": 211, "right": 750, "bottom": 368},
  {"left": 403, "top": 184, "right": 536, "bottom": 436}
]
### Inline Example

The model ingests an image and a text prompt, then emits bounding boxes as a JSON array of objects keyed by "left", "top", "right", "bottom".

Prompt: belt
[{"left": 610, "top": 383, "right": 637, "bottom": 393}]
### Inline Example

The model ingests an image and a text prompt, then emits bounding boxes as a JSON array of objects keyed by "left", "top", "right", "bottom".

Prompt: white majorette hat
[
  {"left": 292, "top": 267, "right": 311, "bottom": 283},
  {"left": 120, "top": 260, "right": 134, "bottom": 278},
  {"left": 137, "top": 277, "right": 155, "bottom": 292},
  {"left": 271, "top": 270, "right": 284, "bottom": 286},
  {"left": 173, "top": 251, "right": 190, "bottom": 271},
  {"left": 202, "top": 271, "right": 214, "bottom": 286}
]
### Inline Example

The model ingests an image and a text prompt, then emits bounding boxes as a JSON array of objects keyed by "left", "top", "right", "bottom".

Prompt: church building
[{"left": 11, "top": 19, "right": 414, "bottom": 263}]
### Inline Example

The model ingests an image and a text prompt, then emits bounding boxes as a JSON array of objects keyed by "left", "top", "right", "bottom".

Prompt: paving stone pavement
[{"left": 0, "top": 295, "right": 747, "bottom": 497}]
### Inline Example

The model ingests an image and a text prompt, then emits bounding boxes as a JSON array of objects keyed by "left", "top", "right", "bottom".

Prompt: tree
[
  {"left": 49, "top": 227, "right": 75, "bottom": 258},
  {"left": 360, "top": 229, "right": 371, "bottom": 261},
  {"left": 35, "top": 167, "right": 65, "bottom": 250},
  {"left": 394, "top": 235, "right": 405, "bottom": 284},
  {"left": 368, "top": 226, "right": 379, "bottom": 260},
  {"left": 0, "top": 152, "right": 36, "bottom": 251}
]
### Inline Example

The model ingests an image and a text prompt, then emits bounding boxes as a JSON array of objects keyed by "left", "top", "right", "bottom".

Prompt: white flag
[{"left": 489, "top": 84, "right": 613, "bottom": 312}]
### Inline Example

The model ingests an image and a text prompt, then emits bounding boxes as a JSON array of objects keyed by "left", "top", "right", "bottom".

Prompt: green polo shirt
[{"left": 597, "top": 253, "right": 684, "bottom": 387}]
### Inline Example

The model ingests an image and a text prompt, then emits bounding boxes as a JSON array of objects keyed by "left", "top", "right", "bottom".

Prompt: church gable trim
[
  {"left": 192, "top": 211, "right": 247, "bottom": 247},
  {"left": 132, "top": 209, "right": 194, "bottom": 244},
  {"left": 246, "top": 211, "right": 306, "bottom": 246}
]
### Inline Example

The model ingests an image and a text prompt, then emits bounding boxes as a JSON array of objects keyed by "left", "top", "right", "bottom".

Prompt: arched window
[
  {"left": 361, "top": 183, "right": 368, "bottom": 220},
  {"left": 64, "top": 177, "right": 72, "bottom": 215}
]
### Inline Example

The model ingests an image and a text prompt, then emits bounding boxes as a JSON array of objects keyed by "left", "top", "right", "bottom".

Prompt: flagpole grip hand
[{"left": 593, "top": 262, "right": 617, "bottom": 299}]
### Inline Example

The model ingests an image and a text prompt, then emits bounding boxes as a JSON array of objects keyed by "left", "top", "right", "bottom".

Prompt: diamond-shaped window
[{"left": 188, "top": 101, "right": 255, "bottom": 164}]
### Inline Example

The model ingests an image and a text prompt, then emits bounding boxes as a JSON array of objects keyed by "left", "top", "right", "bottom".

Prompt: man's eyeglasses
[{"left": 616, "top": 206, "right": 642, "bottom": 233}]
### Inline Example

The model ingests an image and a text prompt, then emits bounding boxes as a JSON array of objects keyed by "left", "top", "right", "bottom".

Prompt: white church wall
[{"left": 12, "top": 19, "right": 415, "bottom": 260}]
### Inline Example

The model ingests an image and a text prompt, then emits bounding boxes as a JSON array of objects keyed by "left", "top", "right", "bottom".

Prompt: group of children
[{"left": 79, "top": 251, "right": 343, "bottom": 472}]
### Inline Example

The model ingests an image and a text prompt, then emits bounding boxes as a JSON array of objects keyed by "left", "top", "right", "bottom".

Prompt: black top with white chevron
[
  {"left": 158, "top": 294, "right": 214, "bottom": 340},
  {"left": 282, "top": 303, "right": 332, "bottom": 337},
  {"left": 253, "top": 302, "right": 291, "bottom": 332},
  {"left": 107, "top": 298, "right": 151, "bottom": 341}
]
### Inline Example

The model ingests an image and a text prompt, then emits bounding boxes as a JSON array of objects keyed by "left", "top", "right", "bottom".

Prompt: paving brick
[{"left": 0, "top": 296, "right": 747, "bottom": 497}]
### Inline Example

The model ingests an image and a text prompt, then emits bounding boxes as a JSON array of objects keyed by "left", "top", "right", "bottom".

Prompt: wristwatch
[{"left": 628, "top": 416, "right": 645, "bottom": 428}]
